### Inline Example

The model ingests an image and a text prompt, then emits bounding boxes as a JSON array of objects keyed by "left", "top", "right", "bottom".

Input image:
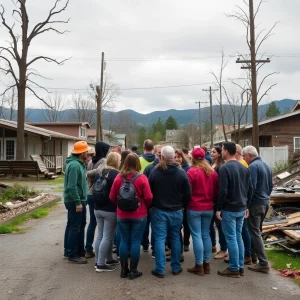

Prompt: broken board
[{"left": 282, "top": 230, "right": 300, "bottom": 242}]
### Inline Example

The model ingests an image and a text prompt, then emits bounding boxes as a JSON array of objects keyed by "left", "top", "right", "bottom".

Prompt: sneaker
[
  {"left": 214, "top": 251, "right": 228, "bottom": 260},
  {"left": 113, "top": 247, "right": 117, "bottom": 254},
  {"left": 184, "top": 245, "right": 189, "bottom": 252},
  {"left": 68, "top": 256, "right": 87, "bottom": 264},
  {"left": 95, "top": 265, "right": 116, "bottom": 272},
  {"left": 151, "top": 251, "right": 155, "bottom": 259},
  {"left": 217, "top": 267, "right": 240, "bottom": 278},
  {"left": 248, "top": 264, "right": 270, "bottom": 274},
  {"left": 151, "top": 269, "right": 164, "bottom": 278},
  {"left": 85, "top": 251, "right": 95, "bottom": 259},
  {"left": 106, "top": 259, "right": 120, "bottom": 266},
  {"left": 63, "top": 255, "right": 68, "bottom": 259},
  {"left": 143, "top": 246, "right": 149, "bottom": 252}
]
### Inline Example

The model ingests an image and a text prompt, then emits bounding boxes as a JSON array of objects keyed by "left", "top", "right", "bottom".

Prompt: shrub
[{"left": 0, "top": 183, "right": 37, "bottom": 204}]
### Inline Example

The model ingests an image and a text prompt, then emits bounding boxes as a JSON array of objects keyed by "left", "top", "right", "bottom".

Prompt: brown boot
[
  {"left": 187, "top": 264, "right": 204, "bottom": 276},
  {"left": 212, "top": 246, "right": 217, "bottom": 253},
  {"left": 217, "top": 267, "right": 240, "bottom": 278},
  {"left": 203, "top": 262, "right": 210, "bottom": 274},
  {"left": 244, "top": 256, "right": 252, "bottom": 265}
]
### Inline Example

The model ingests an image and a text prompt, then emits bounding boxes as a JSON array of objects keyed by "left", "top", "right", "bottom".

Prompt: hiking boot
[
  {"left": 95, "top": 265, "right": 116, "bottom": 272},
  {"left": 248, "top": 264, "right": 270, "bottom": 274},
  {"left": 184, "top": 245, "right": 190, "bottom": 252},
  {"left": 85, "top": 251, "right": 95, "bottom": 259},
  {"left": 187, "top": 264, "right": 204, "bottom": 276},
  {"left": 214, "top": 251, "right": 228, "bottom": 260},
  {"left": 106, "top": 259, "right": 120, "bottom": 266},
  {"left": 68, "top": 256, "right": 87, "bottom": 264},
  {"left": 172, "top": 268, "right": 183, "bottom": 275},
  {"left": 244, "top": 256, "right": 252, "bottom": 265},
  {"left": 129, "top": 261, "right": 142, "bottom": 280},
  {"left": 151, "top": 269, "right": 165, "bottom": 278},
  {"left": 217, "top": 268, "right": 240, "bottom": 278},
  {"left": 212, "top": 246, "right": 217, "bottom": 253},
  {"left": 239, "top": 268, "right": 244, "bottom": 276},
  {"left": 203, "top": 262, "right": 210, "bottom": 274},
  {"left": 120, "top": 259, "right": 130, "bottom": 278}
]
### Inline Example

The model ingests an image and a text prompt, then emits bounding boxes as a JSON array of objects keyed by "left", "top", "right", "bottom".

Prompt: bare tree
[
  {"left": 71, "top": 93, "right": 96, "bottom": 127},
  {"left": 0, "top": 0, "right": 70, "bottom": 159},
  {"left": 42, "top": 93, "right": 66, "bottom": 122}
]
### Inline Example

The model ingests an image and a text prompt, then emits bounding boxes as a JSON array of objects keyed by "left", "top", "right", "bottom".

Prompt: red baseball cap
[{"left": 191, "top": 147, "right": 205, "bottom": 160}]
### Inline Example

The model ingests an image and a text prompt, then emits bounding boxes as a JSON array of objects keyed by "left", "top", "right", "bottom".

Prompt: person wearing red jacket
[
  {"left": 187, "top": 147, "right": 218, "bottom": 276},
  {"left": 109, "top": 153, "right": 153, "bottom": 280}
]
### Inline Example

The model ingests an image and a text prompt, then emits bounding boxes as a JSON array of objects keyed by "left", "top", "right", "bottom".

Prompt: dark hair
[
  {"left": 182, "top": 147, "right": 189, "bottom": 155},
  {"left": 201, "top": 145, "right": 208, "bottom": 153},
  {"left": 223, "top": 142, "right": 236, "bottom": 156},
  {"left": 120, "top": 153, "right": 141, "bottom": 176},
  {"left": 175, "top": 149, "right": 187, "bottom": 166},
  {"left": 131, "top": 145, "right": 138, "bottom": 151},
  {"left": 143, "top": 139, "right": 154, "bottom": 152},
  {"left": 120, "top": 150, "right": 131, "bottom": 170},
  {"left": 212, "top": 146, "right": 223, "bottom": 169}
]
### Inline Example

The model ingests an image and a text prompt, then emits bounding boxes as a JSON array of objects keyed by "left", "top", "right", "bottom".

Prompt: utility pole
[
  {"left": 96, "top": 52, "right": 105, "bottom": 141},
  {"left": 195, "top": 100, "right": 208, "bottom": 145},
  {"left": 203, "top": 87, "right": 218, "bottom": 149},
  {"left": 236, "top": 0, "right": 270, "bottom": 152}
]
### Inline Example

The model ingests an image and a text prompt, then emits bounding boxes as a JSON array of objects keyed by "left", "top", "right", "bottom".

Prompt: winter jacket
[
  {"left": 182, "top": 161, "right": 191, "bottom": 172},
  {"left": 140, "top": 153, "right": 156, "bottom": 172},
  {"left": 205, "top": 153, "right": 212, "bottom": 165},
  {"left": 63, "top": 155, "right": 88, "bottom": 206},
  {"left": 109, "top": 173, "right": 153, "bottom": 218},
  {"left": 187, "top": 167, "right": 218, "bottom": 211},
  {"left": 148, "top": 163, "right": 192, "bottom": 212},
  {"left": 249, "top": 157, "right": 272, "bottom": 206}
]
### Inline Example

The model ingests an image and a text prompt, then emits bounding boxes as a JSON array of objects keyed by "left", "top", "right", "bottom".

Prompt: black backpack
[
  {"left": 93, "top": 169, "right": 110, "bottom": 205},
  {"left": 117, "top": 173, "right": 141, "bottom": 212}
]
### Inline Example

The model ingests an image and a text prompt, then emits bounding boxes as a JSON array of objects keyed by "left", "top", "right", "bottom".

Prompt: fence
[{"left": 260, "top": 146, "right": 289, "bottom": 168}]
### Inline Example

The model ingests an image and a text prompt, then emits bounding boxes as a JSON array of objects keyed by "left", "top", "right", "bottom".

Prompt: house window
[
  {"left": 80, "top": 127, "right": 86, "bottom": 138},
  {"left": 5, "top": 139, "right": 15, "bottom": 160},
  {"left": 240, "top": 139, "right": 249, "bottom": 148},
  {"left": 294, "top": 137, "right": 300, "bottom": 152}
]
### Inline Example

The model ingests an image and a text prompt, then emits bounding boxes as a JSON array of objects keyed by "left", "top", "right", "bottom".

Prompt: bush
[
  {"left": 0, "top": 183, "right": 37, "bottom": 204},
  {"left": 272, "top": 161, "right": 289, "bottom": 174}
]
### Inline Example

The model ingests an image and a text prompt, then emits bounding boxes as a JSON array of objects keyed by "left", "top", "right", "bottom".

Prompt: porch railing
[{"left": 42, "top": 155, "right": 63, "bottom": 170}]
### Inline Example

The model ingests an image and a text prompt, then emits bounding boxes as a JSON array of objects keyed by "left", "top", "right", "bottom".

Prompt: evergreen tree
[
  {"left": 165, "top": 115, "right": 178, "bottom": 130},
  {"left": 137, "top": 127, "right": 147, "bottom": 148},
  {"left": 266, "top": 101, "right": 281, "bottom": 118}
]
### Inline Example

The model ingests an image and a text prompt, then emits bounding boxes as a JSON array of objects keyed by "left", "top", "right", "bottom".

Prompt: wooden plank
[
  {"left": 262, "top": 216, "right": 300, "bottom": 234},
  {"left": 282, "top": 230, "right": 300, "bottom": 241}
]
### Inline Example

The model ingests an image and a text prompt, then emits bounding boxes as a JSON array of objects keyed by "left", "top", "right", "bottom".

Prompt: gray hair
[
  {"left": 161, "top": 146, "right": 175, "bottom": 160},
  {"left": 242, "top": 145, "right": 258, "bottom": 157}
]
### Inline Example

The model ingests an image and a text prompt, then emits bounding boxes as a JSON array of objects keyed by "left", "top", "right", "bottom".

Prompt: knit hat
[
  {"left": 191, "top": 147, "right": 205, "bottom": 160},
  {"left": 161, "top": 146, "right": 175, "bottom": 160}
]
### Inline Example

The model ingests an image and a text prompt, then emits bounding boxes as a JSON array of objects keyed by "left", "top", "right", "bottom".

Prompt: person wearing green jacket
[{"left": 64, "top": 141, "right": 89, "bottom": 264}]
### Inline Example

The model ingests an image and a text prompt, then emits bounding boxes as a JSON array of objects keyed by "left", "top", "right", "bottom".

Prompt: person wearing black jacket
[
  {"left": 94, "top": 152, "right": 121, "bottom": 273},
  {"left": 149, "top": 146, "right": 191, "bottom": 278},
  {"left": 216, "top": 142, "right": 253, "bottom": 278}
]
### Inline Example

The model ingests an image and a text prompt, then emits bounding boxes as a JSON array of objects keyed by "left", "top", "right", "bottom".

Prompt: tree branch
[
  {"left": 256, "top": 22, "right": 279, "bottom": 55},
  {"left": 27, "top": 55, "right": 70, "bottom": 67},
  {"left": 26, "top": 86, "right": 53, "bottom": 109},
  {"left": 257, "top": 72, "right": 278, "bottom": 96},
  {"left": 258, "top": 83, "right": 277, "bottom": 104},
  {"left": 0, "top": 55, "right": 19, "bottom": 85},
  {"left": 0, "top": 83, "right": 17, "bottom": 97}
]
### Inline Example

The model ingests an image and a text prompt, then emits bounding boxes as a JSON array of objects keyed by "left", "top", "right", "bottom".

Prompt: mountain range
[{"left": 2, "top": 98, "right": 297, "bottom": 128}]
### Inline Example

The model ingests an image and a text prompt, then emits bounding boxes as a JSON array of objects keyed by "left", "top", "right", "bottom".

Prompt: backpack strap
[{"left": 130, "top": 172, "right": 141, "bottom": 183}]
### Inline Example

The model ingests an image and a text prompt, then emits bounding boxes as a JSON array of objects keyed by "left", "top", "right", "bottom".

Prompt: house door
[{"left": 4, "top": 139, "right": 16, "bottom": 160}]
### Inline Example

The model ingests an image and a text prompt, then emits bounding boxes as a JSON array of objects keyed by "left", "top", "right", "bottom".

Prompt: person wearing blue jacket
[{"left": 242, "top": 145, "right": 272, "bottom": 274}]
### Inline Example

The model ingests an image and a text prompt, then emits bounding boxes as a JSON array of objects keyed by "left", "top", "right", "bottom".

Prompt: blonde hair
[
  {"left": 106, "top": 152, "right": 121, "bottom": 170},
  {"left": 192, "top": 158, "right": 214, "bottom": 176}
]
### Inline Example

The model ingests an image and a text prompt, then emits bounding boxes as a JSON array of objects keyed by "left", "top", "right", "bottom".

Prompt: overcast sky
[{"left": 0, "top": 0, "right": 300, "bottom": 114}]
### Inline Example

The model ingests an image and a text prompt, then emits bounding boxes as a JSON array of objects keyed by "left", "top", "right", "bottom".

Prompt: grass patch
[
  {"left": 45, "top": 174, "right": 64, "bottom": 185},
  {"left": 0, "top": 201, "right": 59, "bottom": 234},
  {"left": 267, "top": 249, "right": 300, "bottom": 286}
]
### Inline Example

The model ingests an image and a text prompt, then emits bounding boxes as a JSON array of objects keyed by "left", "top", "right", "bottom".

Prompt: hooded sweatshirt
[
  {"left": 140, "top": 153, "right": 156, "bottom": 172},
  {"left": 143, "top": 156, "right": 159, "bottom": 178},
  {"left": 87, "top": 141, "right": 110, "bottom": 195},
  {"left": 64, "top": 155, "right": 88, "bottom": 206},
  {"left": 149, "top": 163, "right": 192, "bottom": 212}
]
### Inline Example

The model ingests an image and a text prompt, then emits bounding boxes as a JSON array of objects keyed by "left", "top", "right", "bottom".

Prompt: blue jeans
[
  {"left": 187, "top": 210, "right": 213, "bottom": 264},
  {"left": 118, "top": 217, "right": 147, "bottom": 261},
  {"left": 141, "top": 214, "right": 151, "bottom": 249},
  {"left": 64, "top": 202, "right": 86, "bottom": 258},
  {"left": 151, "top": 208, "right": 183, "bottom": 274},
  {"left": 242, "top": 219, "right": 251, "bottom": 257},
  {"left": 210, "top": 218, "right": 216, "bottom": 247},
  {"left": 221, "top": 210, "right": 245, "bottom": 271},
  {"left": 85, "top": 195, "right": 97, "bottom": 252}
]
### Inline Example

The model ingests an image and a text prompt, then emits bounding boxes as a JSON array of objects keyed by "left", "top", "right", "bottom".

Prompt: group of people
[{"left": 63, "top": 138, "right": 272, "bottom": 279}]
